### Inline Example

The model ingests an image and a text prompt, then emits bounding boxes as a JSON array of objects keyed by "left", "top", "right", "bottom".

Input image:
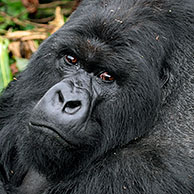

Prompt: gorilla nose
[
  {"left": 32, "top": 79, "right": 92, "bottom": 127},
  {"left": 31, "top": 78, "right": 94, "bottom": 129},
  {"left": 53, "top": 85, "right": 88, "bottom": 117},
  {"left": 57, "top": 90, "right": 82, "bottom": 115}
]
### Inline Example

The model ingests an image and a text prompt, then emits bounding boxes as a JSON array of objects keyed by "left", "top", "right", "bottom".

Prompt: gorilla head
[
  {"left": 0, "top": 0, "right": 194, "bottom": 193},
  {"left": 23, "top": 15, "right": 163, "bottom": 178}
]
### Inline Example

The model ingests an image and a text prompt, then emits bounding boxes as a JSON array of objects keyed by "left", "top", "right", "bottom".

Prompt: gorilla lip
[{"left": 29, "top": 122, "right": 76, "bottom": 147}]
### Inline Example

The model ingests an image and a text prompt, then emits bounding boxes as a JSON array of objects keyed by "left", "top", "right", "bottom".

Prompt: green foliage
[
  {"left": 0, "top": 0, "right": 32, "bottom": 93},
  {"left": 0, "top": 0, "right": 74, "bottom": 93},
  {"left": 1, "top": 0, "right": 27, "bottom": 17},
  {"left": 0, "top": 0, "right": 31, "bottom": 32},
  {"left": 0, "top": 37, "right": 12, "bottom": 93}
]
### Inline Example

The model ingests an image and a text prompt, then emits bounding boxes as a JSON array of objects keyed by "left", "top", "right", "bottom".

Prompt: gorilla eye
[
  {"left": 99, "top": 72, "right": 114, "bottom": 82},
  {"left": 64, "top": 55, "right": 78, "bottom": 65}
]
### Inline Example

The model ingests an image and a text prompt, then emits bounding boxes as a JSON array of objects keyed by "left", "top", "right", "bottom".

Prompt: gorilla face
[
  {"left": 1, "top": 1, "right": 193, "bottom": 193},
  {"left": 23, "top": 20, "right": 163, "bottom": 178}
]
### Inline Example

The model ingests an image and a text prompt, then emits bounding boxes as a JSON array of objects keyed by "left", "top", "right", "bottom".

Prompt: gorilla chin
[{"left": 0, "top": 0, "right": 194, "bottom": 194}]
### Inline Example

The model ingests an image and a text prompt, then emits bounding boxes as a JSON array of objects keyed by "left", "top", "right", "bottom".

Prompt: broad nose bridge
[{"left": 62, "top": 70, "right": 92, "bottom": 91}]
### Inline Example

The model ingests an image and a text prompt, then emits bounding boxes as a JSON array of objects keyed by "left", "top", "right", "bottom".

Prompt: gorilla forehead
[
  {"left": 67, "top": 0, "right": 171, "bottom": 38},
  {"left": 49, "top": 0, "right": 174, "bottom": 74}
]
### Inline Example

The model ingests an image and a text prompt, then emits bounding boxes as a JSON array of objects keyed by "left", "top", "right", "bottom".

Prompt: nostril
[
  {"left": 66, "top": 101, "right": 81, "bottom": 109},
  {"left": 63, "top": 101, "right": 82, "bottom": 114},
  {"left": 57, "top": 91, "right": 64, "bottom": 103}
]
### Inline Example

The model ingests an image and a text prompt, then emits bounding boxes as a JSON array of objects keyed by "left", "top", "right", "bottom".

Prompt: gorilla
[{"left": 0, "top": 0, "right": 194, "bottom": 193}]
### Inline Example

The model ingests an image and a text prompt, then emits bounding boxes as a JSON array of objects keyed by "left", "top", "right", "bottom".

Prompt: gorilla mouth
[{"left": 29, "top": 122, "right": 76, "bottom": 147}]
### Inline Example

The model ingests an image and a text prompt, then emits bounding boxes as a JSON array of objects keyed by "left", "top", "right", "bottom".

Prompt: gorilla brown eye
[
  {"left": 65, "top": 55, "right": 78, "bottom": 65},
  {"left": 99, "top": 72, "right": 114, "bottom": 82}
]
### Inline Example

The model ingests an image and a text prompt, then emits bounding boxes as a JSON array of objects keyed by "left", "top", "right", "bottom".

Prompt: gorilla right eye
[
  {"left": 64, "top": 55, "right": 78, "bottom": 66},
  {"left": 99, "top": 72, "right": 115, "bottom": 82}
]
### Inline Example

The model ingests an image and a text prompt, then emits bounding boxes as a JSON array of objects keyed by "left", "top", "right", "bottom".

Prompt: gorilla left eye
[
  {"left": 64, "top": 55, "right": 78, "bottom": 65},
  {"left": 99, "top": 72, "right": 115, "bottom": 82}
]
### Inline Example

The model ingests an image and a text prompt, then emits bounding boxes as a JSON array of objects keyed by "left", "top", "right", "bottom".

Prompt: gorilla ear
[{"left": 159, "top": 65, "right": 170, "bottom": 88}]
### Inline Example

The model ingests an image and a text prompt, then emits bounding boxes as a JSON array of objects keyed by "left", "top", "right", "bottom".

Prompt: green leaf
[
  {"left": 3, "top": 1, "right": 26, "bottom": 17},
  {"left": 0, "top": 37, "right": 12, "bottom": 93},
  {"left": 21, "top": 24, "right": 35, "bottom": 31},
  {"left": 15, "top": 57, "right": 29, "bottom": 72}
]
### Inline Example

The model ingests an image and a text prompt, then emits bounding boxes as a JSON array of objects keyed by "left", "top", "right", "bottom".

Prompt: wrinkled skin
[{"left": 0, "top": 0, "right": 194, "bottom": 194}]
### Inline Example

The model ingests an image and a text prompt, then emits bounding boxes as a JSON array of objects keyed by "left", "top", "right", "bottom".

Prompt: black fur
[{"left": 0, "top": 0, "right": 194, "bottom": 193}]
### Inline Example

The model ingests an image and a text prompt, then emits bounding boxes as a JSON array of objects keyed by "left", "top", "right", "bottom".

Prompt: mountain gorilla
[{"left": 0, "top": 0, "right": 194, "bottom": 193}]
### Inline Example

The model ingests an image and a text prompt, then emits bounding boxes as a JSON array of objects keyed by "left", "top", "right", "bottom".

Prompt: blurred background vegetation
[{"left": 0, "top": 0, "right": 79, "bottom": 93}]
